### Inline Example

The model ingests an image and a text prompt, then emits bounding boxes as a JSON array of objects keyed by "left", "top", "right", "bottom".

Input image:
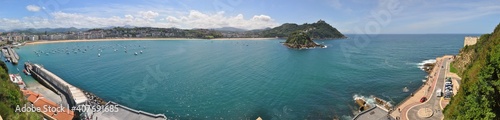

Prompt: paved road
[{"left": 406, "top": 58, "right": 449, "bottom": 120}]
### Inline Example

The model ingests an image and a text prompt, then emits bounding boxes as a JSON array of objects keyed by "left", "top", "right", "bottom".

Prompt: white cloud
[
  {"left": 26, "top": 5, "right": 41, "bottom": 12},
  {"left": 251, "top": 15, "right": 272, "bottom": 22},
  {"left": 0, "top": 10, "right": 278, "bottom": 30},
  {"left": 124, "top": 14, "right": 134, "bottom": 19},
  {"left": 165, "top": 10, "right": 278, "bottom": 29},
  {"left": 166, "top": 16, "right": 181, "bottom": 23},
  {"left": 48, "top": 11, "right": 161, "bottom": 28},
  {"left": 139, "top": 11, "right": 159, "bottom": 20}
]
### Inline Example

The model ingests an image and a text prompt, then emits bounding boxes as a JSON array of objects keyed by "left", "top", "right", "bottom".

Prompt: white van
[{"left": 436, "top": 89, "right": 442, "bottom": 97}]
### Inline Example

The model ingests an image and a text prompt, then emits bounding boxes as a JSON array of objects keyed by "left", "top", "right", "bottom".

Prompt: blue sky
[{"left": 0, "top": 0, "right": 499, "bottom": 34}]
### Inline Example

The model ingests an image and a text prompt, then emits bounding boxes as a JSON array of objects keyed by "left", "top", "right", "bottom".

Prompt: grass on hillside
[
  {"left": 449, "top": 62, "right": 458, "bottom": 73},
  {"left": 0, "top": 62, "right": 42, "bottom": 119}
]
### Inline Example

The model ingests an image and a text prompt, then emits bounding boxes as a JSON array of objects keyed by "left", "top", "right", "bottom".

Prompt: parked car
[
  {"left": 436, "top": 89, "right": 442, "bottom": 97},
  {"left": 446, "top": 86, "right": 452, "bottom": 90},
  {"left": 420, "top": 97, "right": 427, "bottom": 103},
  {"left": 445, "top": 92, "right": 453, "bottom": 99}
]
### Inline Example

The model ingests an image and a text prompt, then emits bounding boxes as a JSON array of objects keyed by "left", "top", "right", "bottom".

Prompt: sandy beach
[
  {"left": 25, "top": 37, "right": 279, "bottom": 45},
  {"left": 210, "top": 38, "right": 278, "bottom": 40}
]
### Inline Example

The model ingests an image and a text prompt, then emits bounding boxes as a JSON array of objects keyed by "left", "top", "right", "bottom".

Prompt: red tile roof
[{"left": 22, "top": 89, "right": 74, "bottom": 120}]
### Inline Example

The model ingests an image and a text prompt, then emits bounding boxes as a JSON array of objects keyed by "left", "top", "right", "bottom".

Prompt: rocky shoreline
[
  {"left": 422, "top": 63, "right": 435, "bottom": 73},
  {"left": 283, "top": 31, "right": 327, "bottom": 49},
  {"left": 283, "top": 42, "right": 326, "bottom": 49}
]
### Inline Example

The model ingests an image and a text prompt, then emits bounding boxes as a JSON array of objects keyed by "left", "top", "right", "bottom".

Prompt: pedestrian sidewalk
[{"left": 390, "top": 56, "right": 449, "bottom": 120}]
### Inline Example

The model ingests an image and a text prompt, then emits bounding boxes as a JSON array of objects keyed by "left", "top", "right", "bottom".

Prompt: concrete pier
[
  {"left": 28, "top": 63, "right": 88, "bottom": 108},
  {"left": 6, "top": 48, "right": 19, "bottom": 64},
  {"left": 1, "top": 47, "right": 19, "bottom": 64},
  {"left": 1, "top": 49, "right": 10, "bottom": 58},
  {"left": 87, "top": 101, "right": 167, "bottom": 120}
]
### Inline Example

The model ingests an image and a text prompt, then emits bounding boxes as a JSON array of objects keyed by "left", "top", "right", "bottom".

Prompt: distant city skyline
[{"left": 0, "top": 0, "right": 499, "bottom": 34}]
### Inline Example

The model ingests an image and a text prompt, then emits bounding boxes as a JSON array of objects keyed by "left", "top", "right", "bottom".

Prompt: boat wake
[{"left": 417, "top": 59, "right": 436, "bottom": 70}]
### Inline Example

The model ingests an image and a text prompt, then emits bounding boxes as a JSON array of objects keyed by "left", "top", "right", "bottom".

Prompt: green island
[
  {"left": 0, "top": 62, "right": 42, "bottom": 119},
  {"left": 444, "top": 23, "right": 500, "bottom": 119},
  {"left": 283, "top": 31, "right": 326, "bottom": 49}
]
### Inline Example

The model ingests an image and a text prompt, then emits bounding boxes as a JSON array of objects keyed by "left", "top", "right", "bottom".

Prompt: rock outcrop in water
[{"left": 283, "top": 31, "right": 325, "bottom": 49}]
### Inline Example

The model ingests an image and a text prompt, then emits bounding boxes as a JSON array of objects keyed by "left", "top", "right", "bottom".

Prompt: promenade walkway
[
  {"left": 406, "top": 57, "right": 448, "bottom": 120},
  {"left": 390, "top": 55, "right": 453, "bottom": 120}
]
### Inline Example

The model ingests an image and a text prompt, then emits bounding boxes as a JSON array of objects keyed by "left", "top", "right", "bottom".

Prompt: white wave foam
[
  {"left": 417, "top": 59, "right": 436, "bottom": 70},
  {"left": 352, "top": 94, "right": 376, "bottom": 108}
]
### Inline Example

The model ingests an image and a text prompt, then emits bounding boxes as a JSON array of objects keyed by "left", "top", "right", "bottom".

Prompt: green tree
[{"left": 444, "top": 22, "right": 500, "bottom": 120}]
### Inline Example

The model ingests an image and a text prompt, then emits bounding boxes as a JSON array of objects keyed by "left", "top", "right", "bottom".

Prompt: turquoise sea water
[{"left": 6, "top": 34, "right": 475, "bottom": 119}]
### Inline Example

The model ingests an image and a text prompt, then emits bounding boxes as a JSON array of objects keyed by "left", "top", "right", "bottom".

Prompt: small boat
[
  {"left": 140, "top": 50, "right": 143, "bottom": 54},
  {"left": 9, "top": 74, "right": 26, "bottom": 89},
  {"left": 98, "top": 53, "right": 101, "bottom": 57},
  {"left": 134, "top": 52, "right": 138, "bottom": 55}
]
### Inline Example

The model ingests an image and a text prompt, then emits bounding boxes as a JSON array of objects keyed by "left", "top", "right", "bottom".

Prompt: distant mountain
[
  {"left": 213, "top": 27, "right": 247, "bottom": 32},
  {"left": 122, "top": 25, "right": 136, "bottom": 28},
  {"left": 260, "top": 20, "right": 345, "bottom": 39},
  {"left": 248, "top": 27, "right": 271, "bottom": 32},
  {"left": 100, "top": 25, "right": 137, "bottom": 29}
]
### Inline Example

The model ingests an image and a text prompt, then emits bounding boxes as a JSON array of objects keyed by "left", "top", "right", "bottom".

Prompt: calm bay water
[{"left": 7, "top": 34, "right": 473, "bottom": 119}]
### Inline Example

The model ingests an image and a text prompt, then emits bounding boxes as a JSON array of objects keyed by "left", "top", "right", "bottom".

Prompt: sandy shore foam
[{"left": 25, "top": 38, "right": 280, "bottom": 45}]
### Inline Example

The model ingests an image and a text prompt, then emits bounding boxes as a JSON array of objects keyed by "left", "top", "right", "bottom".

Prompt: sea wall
[
  {"left": 107, "top": 101, "right": 167, "bottom": 119},
  {"left": 30, "top": 63, "right": 88, "bottom": 107}
]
